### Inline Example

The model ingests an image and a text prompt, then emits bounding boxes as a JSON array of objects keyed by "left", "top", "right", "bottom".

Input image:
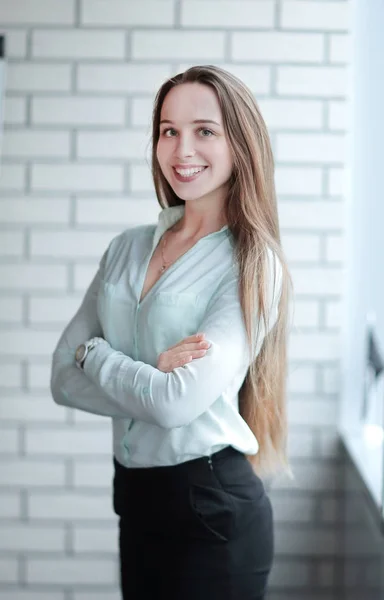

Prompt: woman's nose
[{"left": 175, "top": 134, "right": 195, "bottom": 158}]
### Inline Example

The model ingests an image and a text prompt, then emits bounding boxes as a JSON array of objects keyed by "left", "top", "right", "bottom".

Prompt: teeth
[{"left": 175, "top": 167, "right": 205, "bottom": 177}]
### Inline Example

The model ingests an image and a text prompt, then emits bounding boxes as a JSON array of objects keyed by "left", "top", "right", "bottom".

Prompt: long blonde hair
[{"left": 151, "top": 65, "right": 294, "bottom": 480}]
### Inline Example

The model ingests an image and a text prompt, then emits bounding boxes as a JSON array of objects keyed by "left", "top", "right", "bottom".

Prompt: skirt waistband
[{"left": 114, "top": 445, "right": 243, "bottom": 479}]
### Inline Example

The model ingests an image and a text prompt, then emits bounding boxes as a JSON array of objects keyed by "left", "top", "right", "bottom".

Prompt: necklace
[{"left": 160, "top": 230, "right": 172, "bottom": 273}]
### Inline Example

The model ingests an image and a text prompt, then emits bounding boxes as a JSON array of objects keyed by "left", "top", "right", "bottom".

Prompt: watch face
[{"left": 75, "top": 344, "right": 86, "bottom": 362}]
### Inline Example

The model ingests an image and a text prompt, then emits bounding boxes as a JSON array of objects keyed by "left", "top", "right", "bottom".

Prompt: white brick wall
[{"left": 0, "top": 0, "right": 350, "bottom": 597}]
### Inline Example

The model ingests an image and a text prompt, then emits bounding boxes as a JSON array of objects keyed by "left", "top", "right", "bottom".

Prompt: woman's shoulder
[{"left": 107, "top": 223, "right": 155, "bottom": 255}]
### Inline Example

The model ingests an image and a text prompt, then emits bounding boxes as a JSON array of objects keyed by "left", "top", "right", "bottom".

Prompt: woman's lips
[{"left": 172, "top": 166, "right": 208, "bottom": 183}]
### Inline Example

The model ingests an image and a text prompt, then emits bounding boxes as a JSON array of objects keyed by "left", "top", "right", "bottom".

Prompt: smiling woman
[
  {"left": 51, "top": 64, "right": 292, "bottom": 600},
  {"left": 156, "top": 83, "right": 233, "bottom": 208}
]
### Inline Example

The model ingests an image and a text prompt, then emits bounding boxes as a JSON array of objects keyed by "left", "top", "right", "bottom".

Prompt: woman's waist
[{"left": 112, "top": 405, "right": 258, "bottom": 469}]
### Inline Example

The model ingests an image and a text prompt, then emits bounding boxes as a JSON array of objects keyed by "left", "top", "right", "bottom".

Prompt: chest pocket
[{"left": 144, "top": 291, "right": 206, "bottom": 351}]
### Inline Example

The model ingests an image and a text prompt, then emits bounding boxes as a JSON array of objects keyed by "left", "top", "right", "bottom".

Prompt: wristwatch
[{"left": 75, "top": 337, "right": 105, "bottom": 370}]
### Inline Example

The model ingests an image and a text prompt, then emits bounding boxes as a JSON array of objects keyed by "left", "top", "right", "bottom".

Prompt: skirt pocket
[{"left": 188, "top": 482, "right": 235, "bottom": 542}]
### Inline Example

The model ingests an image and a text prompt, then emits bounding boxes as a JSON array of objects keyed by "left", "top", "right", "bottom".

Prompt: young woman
[{"left": 50, "top": 65, "right": 293, "bottom": 600}]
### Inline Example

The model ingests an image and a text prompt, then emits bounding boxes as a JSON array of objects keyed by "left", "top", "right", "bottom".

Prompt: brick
[
  {"left": 77, "top": 130, "right": 149, "bottom": 159},
  {"left": 277, "top": 66, "right": 348, "bottom": 97},
  {"left": 0, "top": 296, "right": 23, "bottom": 323},
  {"left": 279, "top": 201, "right": 344, "bottom": 230},
  {"left": 319, "top": 497, "right": 340, "bottom": 523},
  {"left": 0, "top": 0, "right": 74, "bottom": 24},
  {"left": 0, "top": 459, "right": 65, "bottom": 486},
  {"left": 275, "top": 167, "right": 323, "bottom": 196},
  {"left": 28, "top": 363, "right": 52, "bottom": 390},
  {"left": 0, "top": 231, "right": 23, "bottom": 257},
  {"left": 28, "top": 492, "right": 113, "bottom": 520},
  {"left": 330, "top": 34, "right": 351, "bottom": 64},
  {"left": 3, "top": 130, "right": 70, "bottom": 158},
  {"left": 325, "top": 302, "right": 344, "bottom": 329},
  {"left": 0, "top": 164, "right": 25, "bottom": 191},
  {"left": 0, "top": 29, "right": 27, "bottom": 57},
  {"left": 74, "top": 411, "right": 109, "bottom": 424},
  {"left": 322, "top": 366, "right": 340, "bottom": 394},
  {"left": 288, "top": 431, "right": 314, "bottom": 458},
  {"left": 328, "top": 100, "right": 348, "bottom": 131},
  {"left": 31, "top": 230, "right": 117, "bottom": 259},
  {"left": 0, "top": 428, "right": 18, "bottom": 453},
  {"left": 0, "top": 492, "right": 21, "bottom": 518},
  {"left": 328, "top": 167, "right": 345, "bottom": 195},
  {"left": 77, "top": 63, "right": 172, "bottom": 93},
  {"left": 0, "top": 524, "right": 65, "bottom": 551},
  {"left": 81, "top": 0, "right": 174, "bottom": 26},
  {"left": 274, "top": 462, "right": 343, "bottom": 491},
  {"left": 326, "top": 233, "right": 344, "bottom": 262},
  {"left": 281, "top": 1, "right": 349, "bottom": 31},
  {"left": 32, "top": 97, "right": 125, "bottom": 125},
  {"left": 268, "top": 559, "right": 310, "bottom": 586},
  {"left": 270, "top": 495, "right": 314, "bottom": 522},
  {"left": 316, "top": 561, "right": 336, "bottom": 586},
  {"left": 27, "top": 557, "right": 116, "bottom": 585},
  {"left": 0, "top": 264, "right": 66, "bottom": 291},
  {"left": 26, "top": 428, "right": 112, "bottom": 456},
  {"left": 132, "top": 31, "right": 225, "bottom": 60},
  {"left": 0, "top": 395, "right": 67, "bottom": 423},
  {"left": 7, "top": 63, "right": 71, "bottom": 92},
  {"left": 290, "top": 300, "right": 320, "bottom": 329},
  {"left": 29, "top": 295, "right": 83, "bottom": 324},
  {"left": 277, "top": 133, "right": 345, "bottom": 164},
  {"left": 31, "top": 164, "right": 124, "bottom": 192},
  {"left": 73, "top": 525, "right": 117, "bottom": 553},
  {"left": 131, "top": 97, "right": 154, "bottom": 127},
  {"left": 281, "top": 233, "right": 321, "bottom": 262},
  {"left": 73, "top": 461, "right": 113, "bottom": 487},
  {"left": 0, "top": 329, "right": 65, "bottom": 357},
  {"left": 288, "top": 364, "right": 317, "bottom": 394},
  {"left": 258, "top": 99, "right": 323, "bottom": 130},
  {"left": 275, "top": 527, "right": 339, "bottom": 556},
  {"left": 0, "top": 197, "right": 70, "bottom": 224},
  {"left": 289, "top": 332, "right": 340, "bottom": 361},
  {"left": 319, "top": 431, "right": 342, "bottom": 458},
  {"left": 3, "top": 96, "right": 26, "bottom": 124},
  {"left": 32, "top": 30, "right": 125, "bottom": 59},
  {"left": 76, "top": 198, "right": 160, "bottom": 226},
  {"left": 130, "top": 163, "right": 154, "bottom": 193},
  {"left": 232, "top": 32, "right": 324, "bottom": 63},
  {"left": 0, "top": 363, "right": 22, "bottom": 388},
  {"left": 74, "top": 264, "right": 99, "bottom": 293},
  {"left": 0, "top": 558, "right": 18, "bottom": 583},
  {"left": 181, "top": 0, "right": 274, "bottom": 28},
  {"left": 289, "top": 399, "right": 338, "bottom": 427},
  {"left": 177, "top": 63, "right": 272, "bottom": 95}
]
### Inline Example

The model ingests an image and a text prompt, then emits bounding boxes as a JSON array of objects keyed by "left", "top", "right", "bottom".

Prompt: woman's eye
[
  {"left": 199, "top": 128, "right": 214, "bottom": 137},
  {"left": 162, "top": 128, "right": 177, "bottom": 137}
]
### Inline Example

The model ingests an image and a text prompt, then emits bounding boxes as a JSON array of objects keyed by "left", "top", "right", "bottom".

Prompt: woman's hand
[{"left": 157, "top": 333, "right": 211, "bottom": 373}]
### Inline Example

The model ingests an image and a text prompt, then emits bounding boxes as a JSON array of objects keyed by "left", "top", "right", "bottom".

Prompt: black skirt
[{"left": 113, "top": 445, "right": 274, "bottom": 600}]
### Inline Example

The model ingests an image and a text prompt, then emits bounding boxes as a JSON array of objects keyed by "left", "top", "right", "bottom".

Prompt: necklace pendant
[{"left": 160, "top": 265, "right": 166, "bottom": 273}]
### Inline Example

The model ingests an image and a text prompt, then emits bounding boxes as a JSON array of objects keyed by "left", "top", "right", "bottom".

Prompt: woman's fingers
[
  {"left": 166, "top": 333, "right": 206, "bottom": 351},
  {"left": 156, "top": 339, "right": 211, "bottom": 373}
]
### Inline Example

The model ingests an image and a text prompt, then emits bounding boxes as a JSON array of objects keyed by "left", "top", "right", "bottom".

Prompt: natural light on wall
[{"left": 339, "top": 0, "right": 384, "bottom": 524}]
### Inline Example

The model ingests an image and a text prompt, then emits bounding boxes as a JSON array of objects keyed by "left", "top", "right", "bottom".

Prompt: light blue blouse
[{"left": 50, "top": 205, "right": 282, "bottom": 467}]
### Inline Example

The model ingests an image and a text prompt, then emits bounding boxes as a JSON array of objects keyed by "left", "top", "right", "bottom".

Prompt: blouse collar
[{"left": 152, "top": 205, "right": 229, "bottom": 251}]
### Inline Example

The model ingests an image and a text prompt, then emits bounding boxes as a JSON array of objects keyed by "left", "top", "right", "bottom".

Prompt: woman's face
[{"left": 156, "top": 82, "right": 234, "bottom": 206}]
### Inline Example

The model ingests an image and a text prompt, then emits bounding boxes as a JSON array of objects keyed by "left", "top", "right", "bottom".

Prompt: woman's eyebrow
[{"left": 160, "top": 119, "right": 221, "bottom": 126}]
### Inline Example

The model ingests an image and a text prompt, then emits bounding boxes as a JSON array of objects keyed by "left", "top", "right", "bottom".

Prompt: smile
[{"left": 172, "top": 166, "right": 208, "bottom": 182}]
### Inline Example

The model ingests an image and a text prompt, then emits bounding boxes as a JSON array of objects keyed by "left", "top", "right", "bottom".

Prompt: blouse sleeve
[
  {"left": 82, "top": 250, "right": 283, "bottom": 428},
  {"left": 50, "top": 239, "right": 135, "bottom": 418}
]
